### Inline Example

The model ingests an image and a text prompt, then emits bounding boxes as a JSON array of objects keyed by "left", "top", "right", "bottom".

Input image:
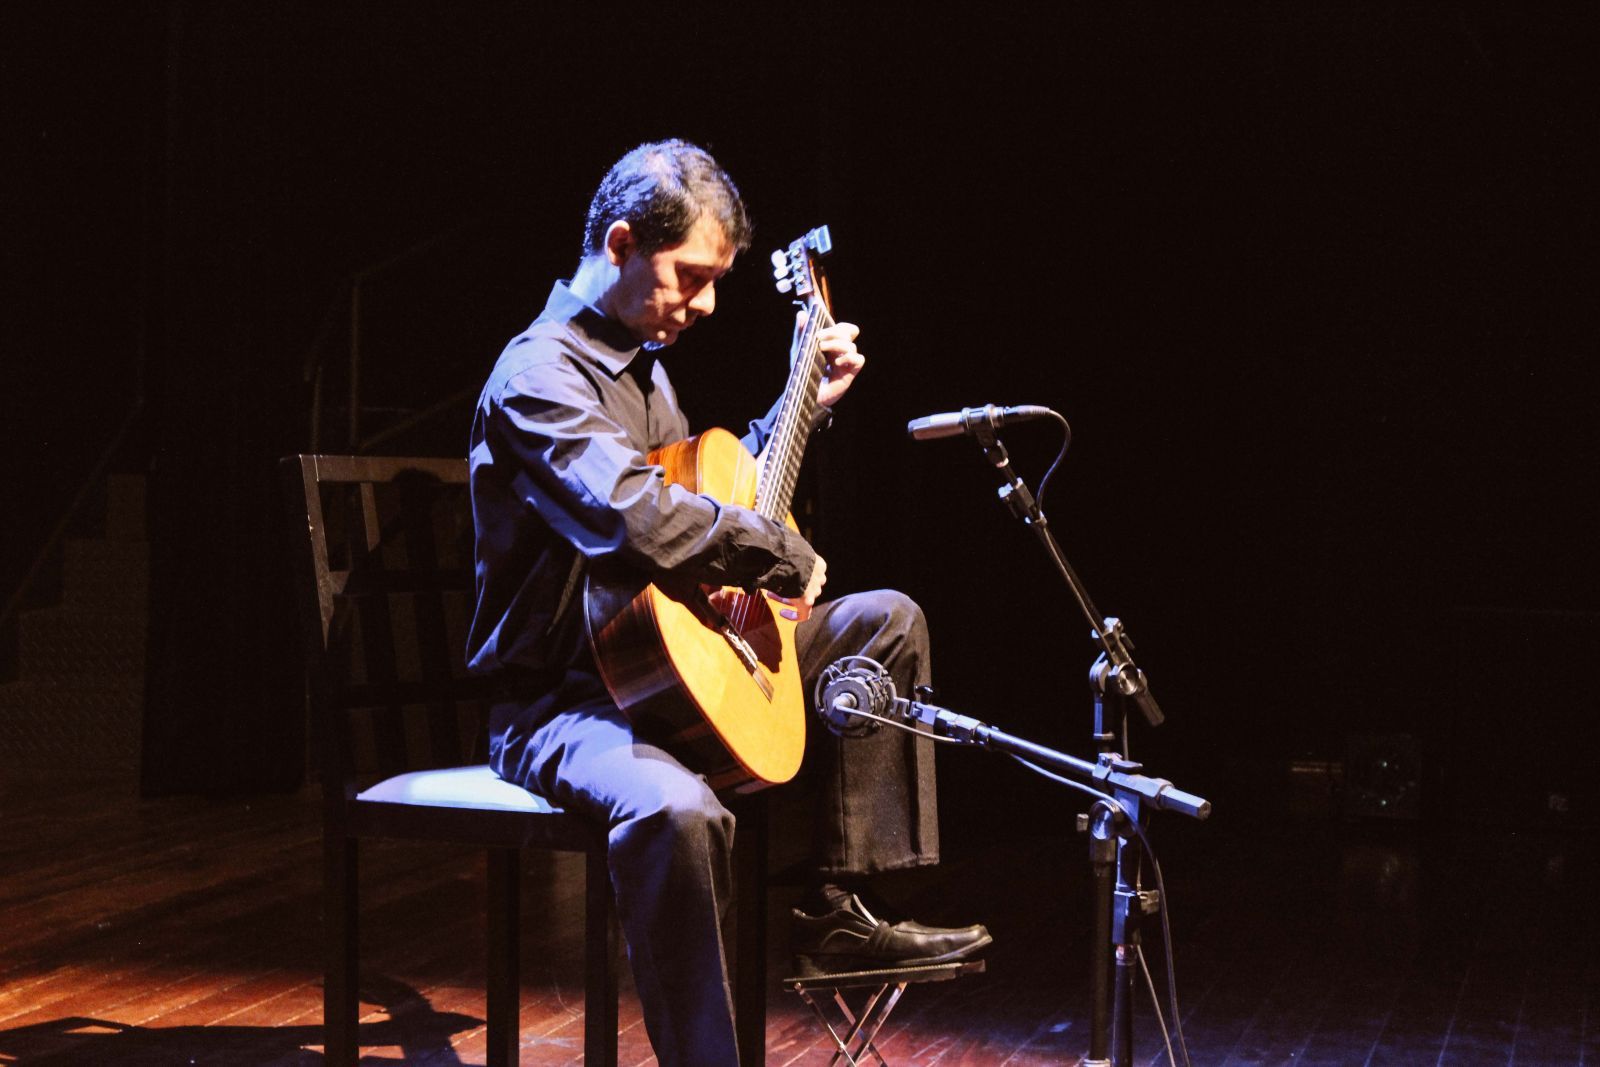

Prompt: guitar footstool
[{"left": 783, "top": 959, "right": 986, "bottom": 1066}]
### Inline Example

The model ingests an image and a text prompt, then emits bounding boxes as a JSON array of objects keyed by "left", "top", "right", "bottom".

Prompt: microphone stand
[
  {"left": 966, "top": 420, "right": 1186, "bottom": 1067},
  {"left": 970, "top": 421, "right": 1164, "bottom": 732},
  {"left": 843, "top": 688, "right": 1209, "bottom": 1064}
]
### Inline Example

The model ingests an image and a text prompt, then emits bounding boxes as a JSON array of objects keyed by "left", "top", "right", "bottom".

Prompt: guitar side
[{"left": 584, "top": 427, "right": 808, "bottom": 792}]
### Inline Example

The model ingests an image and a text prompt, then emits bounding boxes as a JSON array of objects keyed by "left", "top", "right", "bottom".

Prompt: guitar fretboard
[{"left": 754, "top": 299, "right": 830, "bottom": 523}]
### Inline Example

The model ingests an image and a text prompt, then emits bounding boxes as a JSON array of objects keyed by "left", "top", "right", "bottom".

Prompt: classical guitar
[{"left": 584, "top": 226, "right": 837, "bottom": 792}]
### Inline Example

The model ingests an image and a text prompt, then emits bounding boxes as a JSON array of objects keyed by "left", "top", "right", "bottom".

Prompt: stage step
[
  {"left": 61, "top": 538, "right": 150, "bottom": 608},
  {"left": 0, "top": 677, "right": 143, "bottom": 775},
  {"left": 1, "top": 473, "right": 148, "bottom": 780},
  {"left": 18, "top": 605, "right": 146, "bottom": 680}
]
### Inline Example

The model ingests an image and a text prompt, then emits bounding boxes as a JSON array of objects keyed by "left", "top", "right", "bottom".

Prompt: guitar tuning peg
[
  {"left": 770, "top": 250, "right": 788, "bottom": 271},
  {"left": 775, "top": 278, "right": 793, "bottom": 294}
]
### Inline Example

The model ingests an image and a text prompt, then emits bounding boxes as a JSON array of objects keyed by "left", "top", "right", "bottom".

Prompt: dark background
[{"left": 6, "top": 4, "right": 1595, "bottom": 839}]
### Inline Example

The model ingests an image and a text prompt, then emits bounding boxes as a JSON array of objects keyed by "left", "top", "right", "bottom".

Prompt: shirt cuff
[{"left": 746, "top": 525, "right": 816, "bottom": 598}]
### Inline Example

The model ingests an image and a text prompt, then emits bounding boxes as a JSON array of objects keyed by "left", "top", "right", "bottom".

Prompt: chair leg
[
  {"left": 733, "top": 793, "right": 769, "bottom": 1067},
  {"left": 487, "top": 848, "right": 521, "bottom": 1067},
  {"left": 584, "top": 842, "right": 619, "bottom": 1067},
  {"left": 324, "top": 834, "right": 360, "bottom": 1067}
]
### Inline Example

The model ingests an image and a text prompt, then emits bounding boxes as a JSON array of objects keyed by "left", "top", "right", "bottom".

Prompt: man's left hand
[{"left": 815, "top": 320, "right": 864, "bottom": 408}]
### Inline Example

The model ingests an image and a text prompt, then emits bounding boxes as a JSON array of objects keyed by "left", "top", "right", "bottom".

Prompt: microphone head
[
  {"left": 905, "top": 412, "right": 966, "bottom": 441},
  {"left": 906, "top": 404, "right": 1058, "bottom": 440},
  {"left": 814, "top": 657, "right": 894, "bottom": 738}
]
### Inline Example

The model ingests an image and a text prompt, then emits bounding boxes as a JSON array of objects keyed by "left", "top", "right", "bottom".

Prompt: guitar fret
[{"left": 755, "top": 303, "right": 827, "bottom": 525}]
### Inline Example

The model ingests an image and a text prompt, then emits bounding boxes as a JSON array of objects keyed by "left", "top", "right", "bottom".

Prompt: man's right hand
[
  {"left": 802, "top": 553, "right": 827, "bottom": 607},
  {"left": 771, "top": 553, "right": 826, "bottom": 622}
]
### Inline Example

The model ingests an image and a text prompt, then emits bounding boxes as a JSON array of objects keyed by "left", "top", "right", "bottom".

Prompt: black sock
[{"left": 801, "top": 880, "right": 861, "bottom": 916}]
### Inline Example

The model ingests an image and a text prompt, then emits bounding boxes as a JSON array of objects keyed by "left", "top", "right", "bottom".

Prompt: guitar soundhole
[{"left": 707, "top": 589, "right": 784, "bottom": 672}]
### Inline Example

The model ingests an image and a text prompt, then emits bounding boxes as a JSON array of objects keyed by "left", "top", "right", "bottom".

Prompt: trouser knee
[
  {"left": 858, "top": 588, "right": 926, "bottom": 635},
  {"left": 614, "top": 776, "right": 734, "bottom": 859}
]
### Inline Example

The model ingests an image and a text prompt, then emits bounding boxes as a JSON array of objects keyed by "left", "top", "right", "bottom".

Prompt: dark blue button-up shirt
[{"left": 466, "top": 282, "right": 816, "bottom": 684}]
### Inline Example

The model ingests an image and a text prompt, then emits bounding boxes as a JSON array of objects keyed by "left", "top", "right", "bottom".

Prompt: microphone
[
  {"left": 816, "top": 657, "right": 896, "bottom": 739},
  {"left": 814, "top": 657, "right": 1211, "bottom": 820},
  {"left": 906, "top": 404, "right": 1055, "bottom": 441}
]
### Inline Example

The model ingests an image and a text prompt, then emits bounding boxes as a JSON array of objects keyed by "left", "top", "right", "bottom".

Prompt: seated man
[{"left": 466, "top": 139, "right": 989, "bottom": 1067}]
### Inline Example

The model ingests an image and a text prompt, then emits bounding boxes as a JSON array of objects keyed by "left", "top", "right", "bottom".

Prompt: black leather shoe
[{"left": 791, "top": 893, "right": 992, "bottom": 977}]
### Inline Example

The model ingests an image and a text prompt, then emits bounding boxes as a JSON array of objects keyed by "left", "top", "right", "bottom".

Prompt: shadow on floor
[{"left": 0, "top": 976, "right": 482, "bottom": 1067}]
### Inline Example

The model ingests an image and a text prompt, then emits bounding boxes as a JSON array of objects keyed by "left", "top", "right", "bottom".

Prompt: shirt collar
[{"left": 542, "top": 281, "right": 650, "bottom": 380}]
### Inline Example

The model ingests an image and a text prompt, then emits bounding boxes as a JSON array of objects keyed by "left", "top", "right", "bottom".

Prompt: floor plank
[{"left": 2, "top": 775, "right": 1596, "bottom": 1065}]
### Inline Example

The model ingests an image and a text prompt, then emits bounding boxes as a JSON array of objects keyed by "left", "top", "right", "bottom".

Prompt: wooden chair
[{"left": 281, "top": 454, "right": 618, "bottom": 1066}]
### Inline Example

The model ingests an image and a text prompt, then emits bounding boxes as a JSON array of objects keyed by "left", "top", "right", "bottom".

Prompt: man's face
[{"left": 604, "top": 214, "right": 736, "bottom": 348}]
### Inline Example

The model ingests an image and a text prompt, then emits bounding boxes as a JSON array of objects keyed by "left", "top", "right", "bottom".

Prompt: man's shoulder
[
  {"left": 499, "top": 317, "right": 574, "bottom": 362},
  {"left": 486, "top": 320, "right": 595, "bottom": 398}
]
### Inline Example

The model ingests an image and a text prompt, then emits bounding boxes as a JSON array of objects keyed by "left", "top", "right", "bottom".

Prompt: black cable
[
  {"left": 1035, "top": 410, "right": 1073, "bottom": 511},
  {"left": 1137, "top": 944, "right": 1179, "bottom": 1067},
  {"left": 822, "top": 705, "right": 971, "bottom": 745}
]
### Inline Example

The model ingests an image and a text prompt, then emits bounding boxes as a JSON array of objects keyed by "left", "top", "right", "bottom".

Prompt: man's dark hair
[{"left": 581, "top": 140, "right": 753, "bottom": 260}]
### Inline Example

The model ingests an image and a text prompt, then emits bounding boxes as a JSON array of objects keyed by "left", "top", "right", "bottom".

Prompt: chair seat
[{"left": 358, "top": 764, "right": 563, "bottom": 814}]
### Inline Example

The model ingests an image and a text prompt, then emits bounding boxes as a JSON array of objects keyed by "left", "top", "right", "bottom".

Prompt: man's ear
[{"left": 603, "top": 220, "right": 635, "bottom": 267}]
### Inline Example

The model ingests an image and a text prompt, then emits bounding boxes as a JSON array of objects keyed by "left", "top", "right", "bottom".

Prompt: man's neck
[{"left": 568, "top": 255, "right": 618, "bottom": 319}]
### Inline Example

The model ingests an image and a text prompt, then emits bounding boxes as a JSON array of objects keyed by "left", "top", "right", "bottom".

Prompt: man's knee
[
  {"left": 846, "top": 588, "right": 926, "bottom": 637},
  {"left": 879, "top": 589, "right": 926, "bottom": 633},
  {"left": 617, "top": 770, "right": 734, "bottom": 850},
  {"left": 848, "top": 589, "right": 931, "bottom": 689}
]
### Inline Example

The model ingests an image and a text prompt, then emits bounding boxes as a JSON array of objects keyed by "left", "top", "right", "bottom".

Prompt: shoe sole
[{"left": 791, "top": 931, "right": 993, "bottom": 979}]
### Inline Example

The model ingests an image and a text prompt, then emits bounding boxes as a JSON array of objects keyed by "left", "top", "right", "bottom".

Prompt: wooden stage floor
[{"left": 1, "top": 772, "right": 1596, "bottom": 1065}]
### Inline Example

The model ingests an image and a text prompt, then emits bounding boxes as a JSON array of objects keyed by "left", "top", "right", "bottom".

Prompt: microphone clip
[{"left": 814, "top": 656, "right": 894, "bottom": 738}]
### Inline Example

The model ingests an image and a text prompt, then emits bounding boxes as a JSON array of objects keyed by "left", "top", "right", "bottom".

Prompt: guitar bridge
[{"left": 720, "top": 624, "right": 775, "bottom": 701}]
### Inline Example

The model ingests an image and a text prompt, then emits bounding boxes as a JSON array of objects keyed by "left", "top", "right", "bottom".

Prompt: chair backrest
[{"left": 282, "top": 455, "right": 490, "bottom": 797}]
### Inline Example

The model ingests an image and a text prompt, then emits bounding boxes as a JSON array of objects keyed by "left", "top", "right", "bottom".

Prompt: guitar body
[{"left": 584, "top": 427, "right": 807, "bottom": 793}]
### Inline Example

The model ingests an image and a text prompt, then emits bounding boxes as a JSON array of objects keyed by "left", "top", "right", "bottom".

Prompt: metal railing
[{"left": 300, "top": 218, "right": 483, "bottom": 454}]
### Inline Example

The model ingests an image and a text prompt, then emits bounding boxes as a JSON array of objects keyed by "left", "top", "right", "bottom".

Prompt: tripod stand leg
[
  {"left": 1087, "top": 796, "right": 1150, "bottom": 1067},
  {"left": 1085, "top": 802, "right": 1118, "bottom": 1067},
  {"left": 1112, "top": 943, "right": 1136, "bottom": 1065},
  {"left": 1110, "top": 823, "right": 1146, "bottom": 1067}
]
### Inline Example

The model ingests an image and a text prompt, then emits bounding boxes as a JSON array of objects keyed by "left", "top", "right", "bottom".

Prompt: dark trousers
[{"left": 490, "top": 589, "right": 938, "bottom": 1067}]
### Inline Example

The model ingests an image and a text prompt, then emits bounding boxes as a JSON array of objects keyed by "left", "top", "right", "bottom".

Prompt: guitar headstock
[{"left": 770, "top": 225, "right": 833, "bottom": 310}]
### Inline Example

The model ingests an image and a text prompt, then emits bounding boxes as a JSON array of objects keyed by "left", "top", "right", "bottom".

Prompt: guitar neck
[{"left": 754, "top": 297, "right": 831, "bottom": 523}]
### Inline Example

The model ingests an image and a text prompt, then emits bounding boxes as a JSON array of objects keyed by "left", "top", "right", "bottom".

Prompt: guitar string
[
  {"left": 733, "top": 301, "right": 821, "bottom": 635},
  {"left": 778, "top": 299, "right": 831, "bottom": 509},
  {"left": 758, "top": 299, "right": 827, "bottom": 520},
  {"left": 731, "top": 295, "right": 831, "bottom": 638}
]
